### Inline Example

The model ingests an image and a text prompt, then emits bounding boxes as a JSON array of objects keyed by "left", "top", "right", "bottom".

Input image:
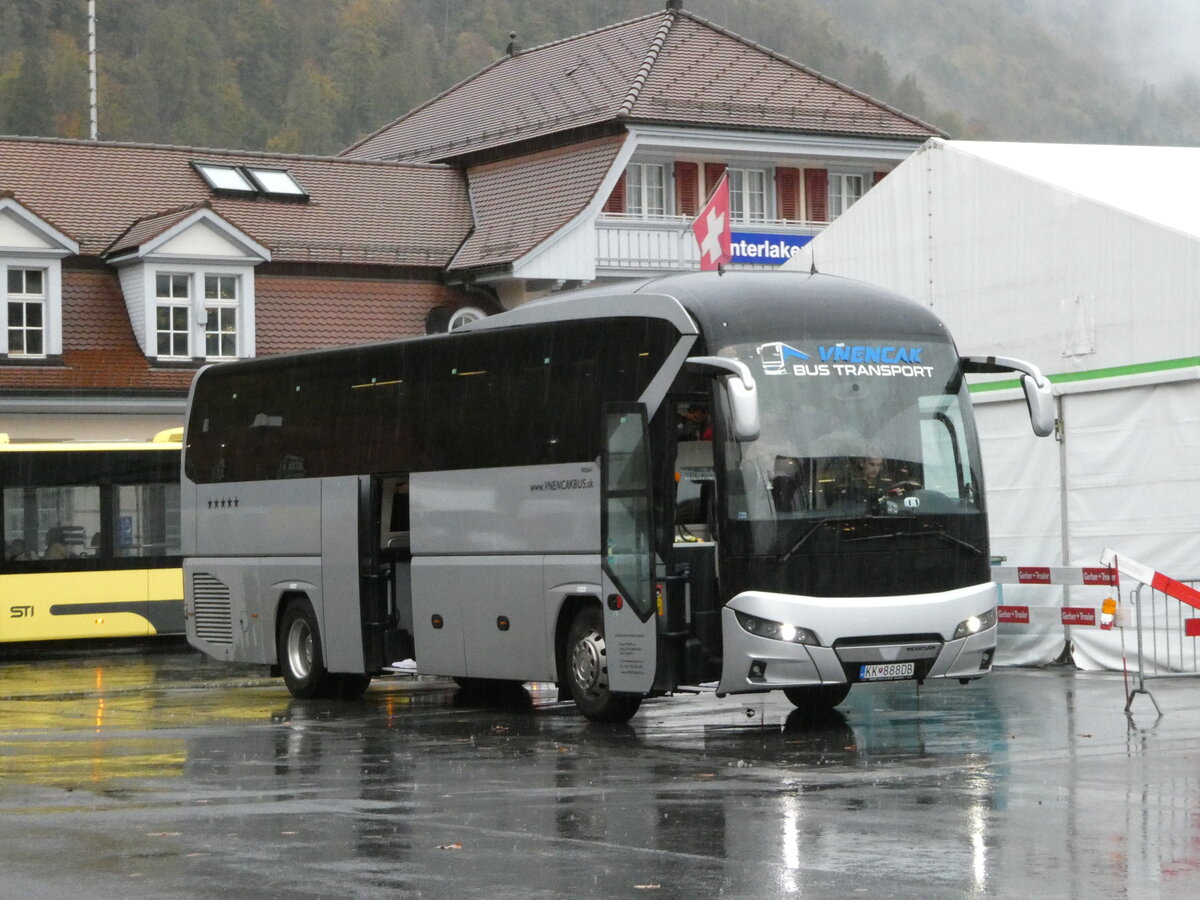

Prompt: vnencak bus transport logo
[
  {"left": 758, "top": 342, "right": 810, "bottom": 374},
  {"left": 758, "top": 342, "right": 934, "bottom": 378}
]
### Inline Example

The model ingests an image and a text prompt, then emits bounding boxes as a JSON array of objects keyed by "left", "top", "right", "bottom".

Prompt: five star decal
[{"left": 206, "top": 497, "right": 239, "bottom": 509}]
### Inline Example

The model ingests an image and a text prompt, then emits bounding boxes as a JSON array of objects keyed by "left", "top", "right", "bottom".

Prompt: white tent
[{"left": 785, "top": 139, "right": 1200, "bottom": 669}]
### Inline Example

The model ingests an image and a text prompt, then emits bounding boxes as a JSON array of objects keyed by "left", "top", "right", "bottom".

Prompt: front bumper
[{"left": 715, "top": 582, "right": 998, "bottom": 696}]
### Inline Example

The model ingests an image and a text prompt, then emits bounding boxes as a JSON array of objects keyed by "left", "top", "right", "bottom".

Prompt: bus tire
[
  {"left": 783, "top": 683, "right": 851, "bottom": 712},
  {"left": 335, "top": 672, "right": 372, "bottom": 699},
  {"left": 565, "top": 605, "right": 641, "bottom": 723},
  {"left": 277, "top": 597, "right": 340, "bottom": 700}
]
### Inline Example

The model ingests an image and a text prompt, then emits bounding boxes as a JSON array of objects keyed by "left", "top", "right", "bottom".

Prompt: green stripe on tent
[{"left": 970, "top": 356, "right": 1200, "bottom": 393}]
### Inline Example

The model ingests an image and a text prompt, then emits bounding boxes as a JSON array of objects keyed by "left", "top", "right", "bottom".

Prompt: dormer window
[
  {"left": 6, "top": 266, "right": 46, "bottom": 356},
  {"left": 155, "top": 273, "right": 192, "bottom": 358},
  {"left": 151, "top": 269, "right": 242, "bottom": 361},
  {"left": 1, "top": 196, "right": 77, "bottom": 363},
  {"left": 191, "top": 161, "right": 308, "bottom": 200},
  {"left": 106, "top": 206, "right": 267, "bottom": 364}
]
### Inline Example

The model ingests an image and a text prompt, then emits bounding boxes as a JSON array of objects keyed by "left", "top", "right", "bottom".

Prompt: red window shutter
[
  {"left": 873, "top": 170, "right": 888, "bottom": 186},
  {"left": 704, "top": 163, "right": 727, "bottom": 196},
  {"left": 776, "top": 167, "right": 800, "bottom": 221},
  {"left": 675, "top": 162, "right": 699, "bottom": 216},
  {"left": 804, "top": 168, "right": 828, "bottom": 222},
  {"left": 603, "top": 171, "right": 626, "bottom": 214}
]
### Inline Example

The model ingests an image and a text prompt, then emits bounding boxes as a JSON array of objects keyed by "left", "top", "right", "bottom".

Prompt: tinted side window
[{"left": 185, "top": 316, "right": 684, "bottom": 482}]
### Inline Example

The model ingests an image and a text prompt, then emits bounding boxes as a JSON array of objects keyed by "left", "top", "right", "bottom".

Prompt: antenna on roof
[
  {"left": 87, "top": 0, "right": 99, "bottom": 139},
  {"left": 506, "top": 32, "right": 518, "bottom": 56}
]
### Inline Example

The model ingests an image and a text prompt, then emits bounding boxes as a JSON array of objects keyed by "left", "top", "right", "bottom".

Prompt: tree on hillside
[{"left": 2, "top": 0, "right": 1198, "bottom": 150}]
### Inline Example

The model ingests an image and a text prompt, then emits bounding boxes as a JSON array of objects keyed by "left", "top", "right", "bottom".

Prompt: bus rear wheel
[
  {"left": 277, "top": 598, "right": 370, "bottom": 700},
  {"left": 783, "top": 683, "right": 851, "bottom": 712},
  {"left": 565, "top": 606, "right": 641, "bottom": 723}
]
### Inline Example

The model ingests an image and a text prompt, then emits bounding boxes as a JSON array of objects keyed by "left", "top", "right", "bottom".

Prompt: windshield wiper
[
  {"left": 777, "top": 518, "right": 840, "bottom": 564},
  {"left": 843, "top": 528, "right": 983, "bottom": 556}
]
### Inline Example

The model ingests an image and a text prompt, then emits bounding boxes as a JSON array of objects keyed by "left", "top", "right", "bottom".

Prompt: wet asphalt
[{"left": 1, "top": 641, "right": 1198, "bottom": 899}]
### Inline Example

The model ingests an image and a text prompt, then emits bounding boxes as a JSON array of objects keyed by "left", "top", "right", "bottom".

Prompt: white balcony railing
[{"left": 595, "top": 213, "right": 825, "bottom": 273}]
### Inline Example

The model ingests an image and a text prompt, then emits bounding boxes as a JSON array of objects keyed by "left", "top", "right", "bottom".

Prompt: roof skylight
[
  {"left": 245, "top": 167, "right": 307, "bottom": 197},
  {"left": 193, "top": 162, "right": 255, "bottom": 193},
  {"left": 191, "top": 161, "right": 309, "bottom": 201}
]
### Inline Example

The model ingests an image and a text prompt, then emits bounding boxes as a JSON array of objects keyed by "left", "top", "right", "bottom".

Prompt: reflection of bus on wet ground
[
  {"left": 0, "top": 429, "right": 184, "bottom": 644},
  {"left": 182, "top": 271, "right": 1053, "bottom": 721}
]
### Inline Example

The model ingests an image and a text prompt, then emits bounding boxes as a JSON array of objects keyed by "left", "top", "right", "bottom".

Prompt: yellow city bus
[{"left": 0, "top": 429, "right": 183, "bottom": 643}]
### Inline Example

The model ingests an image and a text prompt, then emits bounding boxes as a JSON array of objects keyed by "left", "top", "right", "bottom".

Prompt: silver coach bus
[{"left": 182, "top": 272, "right": 1052, "bottom": 722}]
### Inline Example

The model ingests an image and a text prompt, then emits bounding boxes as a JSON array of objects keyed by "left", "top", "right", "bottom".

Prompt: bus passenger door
[{"left": 601, "top": 404, "right": 657, "bottom": 694}]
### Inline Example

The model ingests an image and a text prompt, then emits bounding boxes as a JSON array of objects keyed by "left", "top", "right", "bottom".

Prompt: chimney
[{"left": 506, "top": 32, "right": 518, "bottom": 56}]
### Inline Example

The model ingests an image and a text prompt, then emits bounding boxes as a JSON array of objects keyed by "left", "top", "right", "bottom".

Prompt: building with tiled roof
[
  {"left": 344, "top": 3, "right": 941, "bottom": 307},
  {"left": 0, "top": 139, "right": 480, "bottom": 439},
  {"left": 2, "top": 2, "right": 940, "bottom": 439}
]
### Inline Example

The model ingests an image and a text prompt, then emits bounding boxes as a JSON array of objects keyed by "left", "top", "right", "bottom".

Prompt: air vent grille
[{"left": 191, "top": 572, "right": 234, "bottom": 645}]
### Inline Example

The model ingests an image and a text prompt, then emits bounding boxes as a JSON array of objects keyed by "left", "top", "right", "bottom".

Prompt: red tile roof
[
  {"left": 0, "top": 270, "right": 476, "bottom": 393},
  {"left": 0, "top": 270, "right": 194, "bottom": 392},
  {"left": 0, "top": 138, "right": 472, "bottom": 267},
  {"left": 343, "top": 9, "right": 941, "bottom": 164},
  {"left": 634, "top": 15, "right": 941, "bottom": 138},
  {"left": 255, "top": 275, "right": 471, "bottom": 354},
  {"left": 105, "top": 203, "right": 211, "bottom": 257},
  {"left": 450, "top": 136, "right": 626, "bottom": 272}
]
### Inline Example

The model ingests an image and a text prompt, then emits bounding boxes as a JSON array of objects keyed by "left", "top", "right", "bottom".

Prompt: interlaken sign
[
  {"left": 729, "top": 231, "right": 813, "bottom": 265},
  {"left": 692, "top": 174, "right": 814, "bottom": 268}
]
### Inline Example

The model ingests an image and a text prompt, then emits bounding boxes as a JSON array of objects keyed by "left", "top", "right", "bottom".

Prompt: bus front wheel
[
  {"left": 565, "top": 606, "right": 641, "bottom": 723},
  {"left": 783, "top": 683, "right": 851, "bottom": 712},
  {"left": 277, "top": 598, "right": 370, "bottom": 700}
]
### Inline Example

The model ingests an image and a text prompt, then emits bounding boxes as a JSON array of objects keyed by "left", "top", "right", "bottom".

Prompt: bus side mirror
[
  {"left": 961, "top": 355, "right": 1056, "bottom": 438},
  {"left": 1021, "top": 373, "right": 1056, "bottom": 437},
  {"left": 685, "top": 356, "right": 760, "bottom": 442}
]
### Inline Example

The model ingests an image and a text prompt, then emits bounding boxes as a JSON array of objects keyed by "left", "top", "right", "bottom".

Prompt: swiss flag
[{"left": 692, "top": 172, "right": 731, "bottom": 271}]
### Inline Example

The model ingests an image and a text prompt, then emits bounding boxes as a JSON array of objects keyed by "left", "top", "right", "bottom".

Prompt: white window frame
[
  {"left": 155, "top": 272, "right": 193, "bottom": 359},
  {"left": 5, "top": 265, "right": 47, "bottom": 357},
  {"left": 203, "top": 273, "right": 239, "bottom": 359},
  {"left": 626, "top": 162, "right": 667, "bottom": 217},
  {"left": 729, "top": 168, "right": 768, "bottom": 222},
  {"left": 1, "top": 258, "right": 64, "bottom": 359},
  {"left": 140, "top": 265, "right": 252, "bottom": 362},
  {"left": 829, "top": 172, "right": 866, "bottom": 220},
  {"left": 447, "top": 306, "right": 486, "bottom": 331}
]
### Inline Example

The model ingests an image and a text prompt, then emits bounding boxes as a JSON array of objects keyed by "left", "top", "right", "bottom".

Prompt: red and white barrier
[
  {"left": 1099, "top": 548, "right": 1200, "bottom": 612},
  {"left": 991, "top": 565, "right": 1116, "bottom": 587},
  {"left": 992, "top": 564, "right": 1126, "bottom": 628}
]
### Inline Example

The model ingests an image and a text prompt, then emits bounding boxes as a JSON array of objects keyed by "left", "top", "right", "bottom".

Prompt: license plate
[{"left": 859, "top": 662, "right": 915, "bottom": 681}]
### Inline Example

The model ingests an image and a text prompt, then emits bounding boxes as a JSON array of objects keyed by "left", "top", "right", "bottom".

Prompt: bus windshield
[{"left": 717, "top": 336, "right": 982, "bottom": 525}]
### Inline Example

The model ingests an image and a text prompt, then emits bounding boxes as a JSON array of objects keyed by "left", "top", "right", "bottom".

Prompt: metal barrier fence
[
  {"left": 1127, "top": 577, "right": 1200, "bottom": 714},
  {"left": 993, "top": 554, "right": 1200, "bottom": 713}
]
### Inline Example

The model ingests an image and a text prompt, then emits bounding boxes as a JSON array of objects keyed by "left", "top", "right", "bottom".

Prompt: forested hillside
[{"left": 2, "top": 0, "right": 1198, "bottom": 155}]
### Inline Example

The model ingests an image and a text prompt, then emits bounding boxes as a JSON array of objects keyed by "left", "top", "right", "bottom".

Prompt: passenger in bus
[
  {"left": 856, "top": 455, "right": 886, "bottom": 495},
  {"left": 835, "top": 453, "right": 886, "bottom": 504},
  {"left": 276, "top": 452, "right": 306, "bottom": 478},
  {"left": 43, "top": 526, "right": 70, "bottom": 560},
  {"left": 771, "top": 455, "right": 807, "bottom": 512},
  {"left": 679, "top": 404, "right": 714, "bottom": 441},
  {"left": 4, "top": 539, "right": 30, "bottom": 561}
]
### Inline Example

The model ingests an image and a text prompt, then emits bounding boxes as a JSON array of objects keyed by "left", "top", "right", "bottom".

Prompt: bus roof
[{"left": 468, "top": 271, "right": 951, "bottom": 348}]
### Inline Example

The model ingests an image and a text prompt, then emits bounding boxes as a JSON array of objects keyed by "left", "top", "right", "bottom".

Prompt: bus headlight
[
  {"left": 953, "top": 607, "right": 997, "bottom": 640},
  {"left": 734, "top": 610, "right": 818, "bottom": 645}
]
